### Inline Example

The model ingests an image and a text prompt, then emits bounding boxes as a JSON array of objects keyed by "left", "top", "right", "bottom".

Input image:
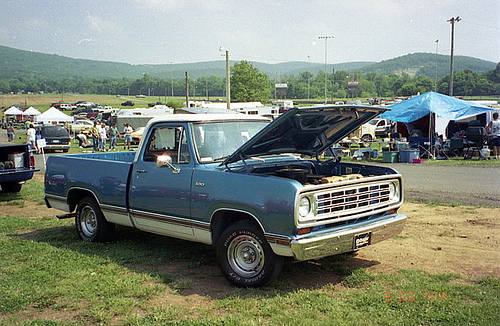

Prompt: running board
[{"left": 56, "top": 213, "right": 76, "bottom": 219}]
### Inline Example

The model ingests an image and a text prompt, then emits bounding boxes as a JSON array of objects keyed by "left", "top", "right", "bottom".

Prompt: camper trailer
[{"left": 112, "top": 106, "right": 174, "bottom": 130}]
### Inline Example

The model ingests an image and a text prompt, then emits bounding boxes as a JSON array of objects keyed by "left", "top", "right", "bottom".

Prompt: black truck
[{"left": 0, "top": 143, "right": 39, "bottom": 192}]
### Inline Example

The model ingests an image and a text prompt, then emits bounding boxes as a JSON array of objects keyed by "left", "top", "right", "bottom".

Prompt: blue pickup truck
[
  {"left": 45, "top": 105, "right": 407, "bottom": 287},
  {"left": 1, "top": 143, "right": 39, "bottom": 192}
]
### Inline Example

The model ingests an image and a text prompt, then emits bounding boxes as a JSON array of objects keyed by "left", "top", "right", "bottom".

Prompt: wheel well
[
  {"left": 67, "top": 189, "right": 97, "bottom": 212},
  {"left": 210, "top": 210, "right": 262, "bottom": 245}
]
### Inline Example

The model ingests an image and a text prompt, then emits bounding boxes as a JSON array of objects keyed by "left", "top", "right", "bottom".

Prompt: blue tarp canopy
[{"left": 379, "top": 92, "right": 494, "bottom": 123}]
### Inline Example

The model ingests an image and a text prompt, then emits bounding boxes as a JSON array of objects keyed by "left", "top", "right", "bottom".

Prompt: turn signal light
[
  {"left": 298, "top": 227, "right": 313, "bottom": 235},
  {"left": 388, "top": 208, "right": 399, "bottom": 215}
]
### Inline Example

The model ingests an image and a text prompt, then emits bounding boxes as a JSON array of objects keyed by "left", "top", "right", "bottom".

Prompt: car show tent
[
  {"left": 35, "top": 107, "right": 74, "bottom": 124},
  {"left": 4, "top": 106, "right": 24, "bottom": 116},
  {"left": 379, "top": 91, "right": 494, "bottom": 137},
  {"left": 23, "top": 107, "right": 41, "bottom": 116}
]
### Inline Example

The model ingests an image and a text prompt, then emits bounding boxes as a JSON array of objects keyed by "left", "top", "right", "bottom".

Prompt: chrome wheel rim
[
  {"left": 227, "top": 235, "right": 264, "bottom": 278},
  {"left": 80, "top": 206, "right": 97, "bottom": 238}
]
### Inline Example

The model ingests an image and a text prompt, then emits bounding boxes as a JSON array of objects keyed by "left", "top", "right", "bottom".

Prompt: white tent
[
  {"left": 4, "top": 106, "right": 24, "bottom": 116},
  {"left": 23, "top": 107, "right": 41, "bottom": 116},
  {"left": 35, "top": 107, "right": 74, "bottom": 124}
]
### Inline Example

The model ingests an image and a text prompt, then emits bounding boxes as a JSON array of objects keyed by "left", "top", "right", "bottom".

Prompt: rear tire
[
  {"left": 410, "top": 129, "right": 423, "bottom": 137},
  {"left": 75, "top": 196, "right": 115, "bottom": 242},
  {"left": 216, "top": 221, "right": 283, "bottom": 287}
]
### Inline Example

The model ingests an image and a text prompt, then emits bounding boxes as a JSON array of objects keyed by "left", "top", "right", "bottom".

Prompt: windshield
[
  {"left": 41, "top": 126, "right": 69, "bottom": 137},
  {"left": 193, "top": 121, "right": 269, "bottom": 163}
]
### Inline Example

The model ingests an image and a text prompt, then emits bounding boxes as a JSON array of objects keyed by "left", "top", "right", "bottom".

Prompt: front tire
[
  {"left": 216, "top": 222, "right": 283, "bottom": 287},
  {"left": 75, "top": 196, "right": 115, "bottom": 242},
  {"left": 360, "top": 135, "right": 372, "bottom": 148}
]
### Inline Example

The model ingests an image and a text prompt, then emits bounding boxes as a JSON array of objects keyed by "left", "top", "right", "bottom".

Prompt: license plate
[
  {"left": 354, "top": 232, "right": 371, "bottom": 249},
  {"left": 53, "top": 140, "right": 60, "bottom": 143}
]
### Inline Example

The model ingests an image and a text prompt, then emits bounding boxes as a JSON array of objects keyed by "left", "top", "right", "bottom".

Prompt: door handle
[{"left": 136, "top": 170, "right": 148, "bottom": 174}]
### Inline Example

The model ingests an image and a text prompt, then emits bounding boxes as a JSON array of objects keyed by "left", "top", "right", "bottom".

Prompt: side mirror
[{"left": 157, "top": 155, "right": 180, "bottom": 174}]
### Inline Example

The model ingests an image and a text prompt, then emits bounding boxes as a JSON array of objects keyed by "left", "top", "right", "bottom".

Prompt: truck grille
[{"left": 316, "top": 183, "right": 390, "bottom": 218}]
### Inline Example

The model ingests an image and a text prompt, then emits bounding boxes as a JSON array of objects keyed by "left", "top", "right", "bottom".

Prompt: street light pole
[
  {"left": 447, "top": 16, "right": 460, "bottom": 96},
  {"left": 318, "top": 36, "right": 334, "bottom": 104},
  {"left": 434, "top": 39, "right": 439, "bottom": 92}
]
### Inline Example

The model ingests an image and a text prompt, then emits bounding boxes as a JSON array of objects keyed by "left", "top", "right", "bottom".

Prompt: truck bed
[
  {"left": 0, "top": 143, "right": 39, "bottom": 192},
  {"left": 45, "top": 152, "right": 136, "bottom": 210}
]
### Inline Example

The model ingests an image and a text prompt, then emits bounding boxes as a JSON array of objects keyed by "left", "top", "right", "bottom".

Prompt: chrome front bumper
[{"left": 289, "top": 214, "right": 407, "bottom": 261}]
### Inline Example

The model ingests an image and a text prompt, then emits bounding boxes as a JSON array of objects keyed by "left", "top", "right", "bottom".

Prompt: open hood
[{"left": 223, "top": 105, "right": 387, "bottom": 165}]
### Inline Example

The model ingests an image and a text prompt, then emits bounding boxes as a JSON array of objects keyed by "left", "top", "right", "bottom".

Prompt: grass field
[
  {"left": 0, "top": 93, "right": 188, "bottom": 115},
  {"left": 0, "top": 180, "right": 499, "bottom": 325}
]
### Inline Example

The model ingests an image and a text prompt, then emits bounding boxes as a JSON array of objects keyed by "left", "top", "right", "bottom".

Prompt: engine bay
[{"left": 244, "top": 158, "right": 397, "bottom": 185}]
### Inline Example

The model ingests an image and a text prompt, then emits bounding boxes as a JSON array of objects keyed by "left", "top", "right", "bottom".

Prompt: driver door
[{"left": 129, "top": 124, "right": 194, "bottom": 238}]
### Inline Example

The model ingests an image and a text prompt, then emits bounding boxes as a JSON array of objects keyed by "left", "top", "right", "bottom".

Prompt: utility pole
[
  {"left": 185, "top": 71, "right": 189, "bottom": 107},
  {"left": 318, "top": 36, "right": 334, "bottom": 104},
  {"left": 447, "top": 16, "right": 460, "bottom": 96},
  {"left": 225, "top": 50, "right": 230, "bottom": 110},
  {"left": 307, "top": 55, "right": 310, "bottom": 100}
]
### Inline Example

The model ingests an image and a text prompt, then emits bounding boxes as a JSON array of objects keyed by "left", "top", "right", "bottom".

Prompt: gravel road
[{"left": 383, "top": 163, "right": 500, "bottom": 207}]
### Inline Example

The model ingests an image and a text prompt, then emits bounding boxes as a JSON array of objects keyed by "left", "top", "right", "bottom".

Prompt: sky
[{"left": 1, "top": 0, "right": 499, "bottom": 66}]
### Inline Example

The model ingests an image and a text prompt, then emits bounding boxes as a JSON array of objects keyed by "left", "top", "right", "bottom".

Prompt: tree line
[{"left": 1, "top": 61, "right": 499, "bottom": 102}]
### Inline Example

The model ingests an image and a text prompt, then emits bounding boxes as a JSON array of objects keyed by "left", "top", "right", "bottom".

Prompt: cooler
[
  {"left": 7, "top": 152, "right": 25, "bottom": 168},
  {"left": 382, "top": 151, "right": 399, "bottom": 163},
  {"left": 399, "top": 150, "right": 419, "bottom": 163}
]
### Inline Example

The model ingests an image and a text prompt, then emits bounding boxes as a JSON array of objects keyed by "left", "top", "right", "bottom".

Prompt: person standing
[
  {"left": 108, "top": 123, "right": 118, "bottom": 151},
  {"left": 486, "top": 112, "right": 500, "bottom": 159},
  {"left": 98, "top": 122, "right": 107, "bottom": 152},
  {"left": 123, "top": 123, "right": 133, "bottom": 150},
  {"left": 91, "top": 121, "right": 100, "bottom": 152},
  {"left": 7, "top": 123, "right": 15, "bottom": 142},
  {"left": 26, "top": 123, "right": 38, "bottom": 153}
]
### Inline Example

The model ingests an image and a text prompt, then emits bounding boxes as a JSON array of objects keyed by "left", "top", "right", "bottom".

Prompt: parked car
[
  {"left": 51, "top": 102, "right": 76, "bottom": 111},
  {"left": 85, "top": 112, "right": 99, "bottom": 120},
  {"left": 130, "top": 127, "right": 145, "bottom": 145},
  {"left": 369, "top": 118, "right": 392, "bottom": 137},
  {"left": 69, "top": 120, "right": 94, "bottom": 134},
  {"left": 121, "top": 101, "right": 135, "bottom": 106},
  {"left": 72, "top": 108, "right": 92, "bottom": 116},
  {"left": 76, "top": 102, "right": 95, "bottom": 108},
  {"left": 37, "top": 125, "right": 71, "bottom": 152}
]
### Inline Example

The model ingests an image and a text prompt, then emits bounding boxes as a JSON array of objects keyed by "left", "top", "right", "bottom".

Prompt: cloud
[
  {"left": 133, "top": 0, "right": 225, "bottom": 12},
  {"left": 85, "top": 12, "right": 123, "bottom": 34}
]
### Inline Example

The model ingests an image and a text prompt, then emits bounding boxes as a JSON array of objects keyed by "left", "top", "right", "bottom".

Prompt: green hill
[
  {"left": 0, "top": 45, "right": 496, "bottom": 81},
  {"left": 358, "top": 52, "right": 496, "bottom": 77}
]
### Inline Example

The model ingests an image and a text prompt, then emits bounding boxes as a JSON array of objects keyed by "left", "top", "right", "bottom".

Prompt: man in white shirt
[
  {"left": 98, "top": 123, "right": 108, "bottom": 151},
  {"left": 26, "top": 123, "right": 38, "bottom": 153}
]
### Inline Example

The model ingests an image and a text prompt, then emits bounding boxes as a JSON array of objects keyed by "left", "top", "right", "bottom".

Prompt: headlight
[
  {"left": 388, "top": 182, "right": 399, "bottom": 201},
  {"left": 298, "top": 196, "right": 311, "bottom": 218}
]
